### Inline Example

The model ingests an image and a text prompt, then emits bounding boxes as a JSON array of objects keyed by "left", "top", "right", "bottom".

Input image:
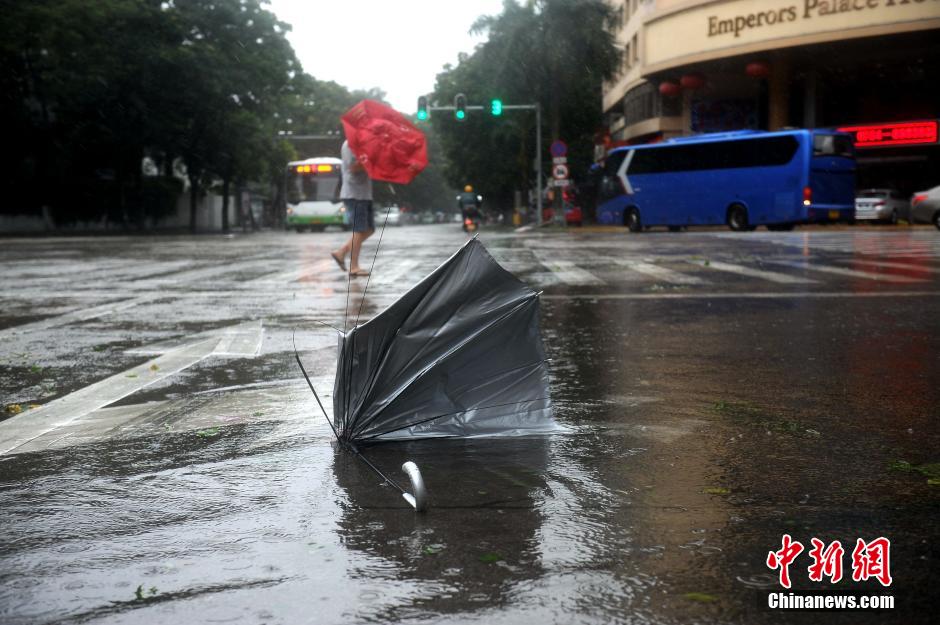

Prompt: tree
[{"left": 431, "top": 0, "right": 618, "bottom": 215}]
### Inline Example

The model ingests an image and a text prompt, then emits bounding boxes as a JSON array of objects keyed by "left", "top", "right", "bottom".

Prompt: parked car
[
  {"left": 910, "top": 186, "right": 940, "bottom": 230},
  {"left": 854, "top": 189, "right": 909, "bottom": 224}
]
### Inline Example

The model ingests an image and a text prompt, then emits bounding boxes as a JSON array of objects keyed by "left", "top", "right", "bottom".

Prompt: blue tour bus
[{"left": 593, "top": 129, "right": 856, "bottom": 232}]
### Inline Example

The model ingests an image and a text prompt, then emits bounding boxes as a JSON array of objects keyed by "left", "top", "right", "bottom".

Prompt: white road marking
[
  {"left": 532, "top": 251, "right": 604, "bottom": 285},
  {"left": 126, "top": 320, "right": 263, "bottom": 356},
  {"left": 768, "top": 259, "right": 927, "bottom": 283},
  {"left": 0, "top": 295, "right": 154, "bottom": 339},
  {"left": 370, "top": 259, "right": 421, "bottom": 286},
  {"left": 0, "top": 321, "right": 266, "bottom": 455},
  {"left": 614, "top": 259, "right": 706, "bottom": 284},
  {"left": 835, "top": 258, "right": 939, "bottom": 273},
  {"left": 688, "top": 260, "right": 816, "bottom": 284},
  {"left": 0, "top": 338, "right": 219, "bottom": 455}
]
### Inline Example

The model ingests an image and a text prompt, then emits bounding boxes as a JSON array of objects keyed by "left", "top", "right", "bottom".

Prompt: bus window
[
  {"left": 290, "top": 171, "right": 341, "bottom": 203},
  {"left": 598, "top": 150, "right": 628, "bottom": 202},
  {"left": 813, "top": 134, "right": 854, "bottom": 158}
]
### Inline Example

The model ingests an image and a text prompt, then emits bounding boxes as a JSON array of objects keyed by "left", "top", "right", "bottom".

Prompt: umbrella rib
[
  {"left": 349, "top": 293, "right": 540, "bottom": 440},
  {"left": 292, "top": 330, "right": 339, "bottom": 440},
  {"left": 358, "top": 394, "right": 554, "bottom": 442},
  {"left": 354, "top": 203, "right": 393, "bottom": 329}
]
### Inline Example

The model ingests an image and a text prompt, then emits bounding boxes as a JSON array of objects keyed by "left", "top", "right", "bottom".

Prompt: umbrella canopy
[
  {"left": 333, "top": 238, "right": 557, "bottom": 442},
  {"left": 341, "top": 99, "right": 428, "bottom": 184}
]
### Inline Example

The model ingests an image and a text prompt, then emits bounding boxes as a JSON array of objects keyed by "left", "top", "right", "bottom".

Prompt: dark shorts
[{"left": 346, "top": 199, "right": 374, "bottom": 233}]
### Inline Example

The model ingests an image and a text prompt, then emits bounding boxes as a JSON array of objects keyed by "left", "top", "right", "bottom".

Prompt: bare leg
[
  {"left": 349, "top": 228, "right": 374, "bottom": 274},
  {"left": 333, "top": 238, "right": 351, "bottom": 260}
]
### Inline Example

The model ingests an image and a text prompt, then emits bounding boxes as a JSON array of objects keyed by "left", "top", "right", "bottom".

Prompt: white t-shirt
[{"left": 339, "top": 140, "right": 373, "bottom": 201}]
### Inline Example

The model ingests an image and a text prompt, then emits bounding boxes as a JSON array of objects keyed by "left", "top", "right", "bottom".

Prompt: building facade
[{"left": 601, "top": 0, "right": 940, "bottom": 194}]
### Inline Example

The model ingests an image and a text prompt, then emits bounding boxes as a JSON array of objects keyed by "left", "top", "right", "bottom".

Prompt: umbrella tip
[{"left": 401, "top": 461, "right": 428, "bottom": 512}]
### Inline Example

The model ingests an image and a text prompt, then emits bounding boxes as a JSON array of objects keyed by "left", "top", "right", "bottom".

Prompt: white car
[
  {"left": 854, "top": 189, "right": 909, "bottom": 224},
  {"left": 910, "top": 185, "right": 940, "bottom": 230}
]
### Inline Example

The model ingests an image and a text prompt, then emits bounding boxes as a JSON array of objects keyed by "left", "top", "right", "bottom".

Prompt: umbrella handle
[{"left": 401, "top": 461, "right": 428, "bottom": 512}]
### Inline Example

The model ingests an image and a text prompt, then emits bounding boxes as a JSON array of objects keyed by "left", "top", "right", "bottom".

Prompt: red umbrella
[{"left": 341, "top": 99, "right": 428, "bottom": 185}]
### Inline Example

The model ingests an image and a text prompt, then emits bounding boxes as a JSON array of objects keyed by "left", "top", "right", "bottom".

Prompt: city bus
[
  {"left": 285, "top": 157, "right": 347, "bottom": 232},
  {"left": 593, "top": 129, "right": 856, "bottom": 232}
]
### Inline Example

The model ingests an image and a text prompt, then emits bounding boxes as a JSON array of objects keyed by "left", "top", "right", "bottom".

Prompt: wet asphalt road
[{"left": 1, "top": 224, "right": 938, "bottom": 624}]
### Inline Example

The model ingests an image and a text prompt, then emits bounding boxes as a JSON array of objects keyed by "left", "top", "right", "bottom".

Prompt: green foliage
[
  {"left": 0, "top": 0, "right": 403, "bottom": 227},
  {"left": 430, "top": 0, "right": 618, "bottom": 212}
]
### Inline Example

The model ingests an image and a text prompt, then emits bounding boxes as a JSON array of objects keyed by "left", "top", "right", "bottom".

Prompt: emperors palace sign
[{"left": 644, "top": 0, "right": 940, "bottom": 74}]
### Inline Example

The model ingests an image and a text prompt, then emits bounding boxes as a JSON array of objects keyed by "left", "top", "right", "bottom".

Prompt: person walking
[{"left": 331, "top": 139, "right": 374, "bottom": 277}]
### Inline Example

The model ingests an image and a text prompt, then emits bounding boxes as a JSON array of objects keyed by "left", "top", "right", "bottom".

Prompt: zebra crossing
[
  {"left": 350, "top": 249, "right": 939, "bottom": 294},
  {"left": 360, "top": 232, "right": 940, "bottom": 294}
]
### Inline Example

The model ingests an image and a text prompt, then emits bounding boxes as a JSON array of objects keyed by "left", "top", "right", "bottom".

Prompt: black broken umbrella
[{"left": 295, "top": 237, "right": 557, "bottom": 511}]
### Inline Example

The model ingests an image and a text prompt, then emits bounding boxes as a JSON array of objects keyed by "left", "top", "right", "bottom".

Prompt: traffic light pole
[{"left": 423, "top": 102, "right": 543, "bottom": 227}]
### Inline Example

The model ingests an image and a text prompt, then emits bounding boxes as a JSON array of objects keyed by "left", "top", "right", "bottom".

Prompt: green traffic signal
[
  {"left": 454, "top": 93, "right": 466, "bottom": 121},
  {"left": 416, "top": 96, "right": 429, "bottom": 121},
  {"left": 490, "top": 99, "right": 503, "bottom": 116}
]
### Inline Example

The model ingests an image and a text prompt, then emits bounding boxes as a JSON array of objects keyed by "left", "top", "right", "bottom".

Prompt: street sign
[
  {"left": 552, "top": 156, "right": 567, "bottom": 165},
  {"left": 552, "top": 164, "right": 569, "bottom": 179},
  {"left": 552, "top": 179, "right": 570, "bottom": 187},
  {"left": 550, "top": 140, "right": 568, "bottom": 157}
]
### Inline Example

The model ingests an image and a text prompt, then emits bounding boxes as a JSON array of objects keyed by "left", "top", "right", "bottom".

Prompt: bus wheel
[
  {"left": 667, "top": 225, "right": 681, "bottom": 232},
  {"left": 727, "top": 204, "right": 750, "bottom": 232},
  {"left": 933, "top": 212, "right": 940, "bottom": 230},
  {"left": 626, "top": 208, "right": 642, "bottom": 233}
]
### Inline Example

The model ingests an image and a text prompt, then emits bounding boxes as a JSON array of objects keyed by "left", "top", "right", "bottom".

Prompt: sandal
[
  {"left": 349, "top": 269, "right": 371, "bottom": 277},
  {"left": 330, "top": 251, "right": 346, "bottom": 272}
]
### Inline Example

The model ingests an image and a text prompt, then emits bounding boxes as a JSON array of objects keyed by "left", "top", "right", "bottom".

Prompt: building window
[
  {"left": 623, "top": 82, "right": 682, "bottom": 127},
  {"left": 631, "top": 33, "right": 639, "bottom": 64},
  {"left": 624, "top": 42, "right": 632, "bottom": 70}
]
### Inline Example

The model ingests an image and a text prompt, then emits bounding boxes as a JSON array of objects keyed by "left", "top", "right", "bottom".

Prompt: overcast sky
[{"left": 267, "top": 0, "right": 507, "bottom": 114}]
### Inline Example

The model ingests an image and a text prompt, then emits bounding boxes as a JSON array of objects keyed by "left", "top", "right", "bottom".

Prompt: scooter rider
[{"left": 457, "top": 185, "right": 482, "bottom": 223}]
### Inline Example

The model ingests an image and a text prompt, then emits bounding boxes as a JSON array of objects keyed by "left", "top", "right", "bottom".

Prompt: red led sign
[{"left": 837, "top": 121, "right": 938, "bottom": 148}]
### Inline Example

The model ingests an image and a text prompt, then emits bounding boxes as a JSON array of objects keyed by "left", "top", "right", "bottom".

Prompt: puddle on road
[{"left": 1, "top": 263, "right": 939, "bottom": 624}]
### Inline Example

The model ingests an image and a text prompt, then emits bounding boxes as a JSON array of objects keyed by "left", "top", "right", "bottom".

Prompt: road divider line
[
  {"left": 687, "top": 260, "right": 816, "bottom": 284},
  {"left": 540, "top": 291, "right": 940, "bottom": 301},
  {"left": 614, "top": 260, "right": 706, "bottom": 284},
  {"left": 768, "top": 259, "right": 927, "bottom": 283},
  {"left": 836, "top": 258, "right": 939, "bottom": 273}
]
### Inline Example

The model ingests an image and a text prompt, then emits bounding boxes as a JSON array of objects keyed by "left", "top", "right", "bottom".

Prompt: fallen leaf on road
[{"left": 683, "top": 592, "right": 718, "bottom": 603}]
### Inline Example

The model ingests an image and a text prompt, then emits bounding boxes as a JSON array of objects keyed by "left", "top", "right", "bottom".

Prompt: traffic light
[
  {"left": 416, "top": 96, "right": 429, "bottom": 121},
  {"left": 490, "top": 98, "right": 503, "bottom": 116},
  {"left": 454, "top": 93, "right": 466, "bottom": 120}
]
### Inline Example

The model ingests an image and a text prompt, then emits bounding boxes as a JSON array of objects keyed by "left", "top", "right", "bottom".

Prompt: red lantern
[
  {"left": 680, "top": 73, "right": 705, "bottom": 90},
  {"left": 745, "top": 61, "right": 770, "bottom": 79},
  {"left": 658, "top": 81, "right": 681, "bottom": 97}
]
